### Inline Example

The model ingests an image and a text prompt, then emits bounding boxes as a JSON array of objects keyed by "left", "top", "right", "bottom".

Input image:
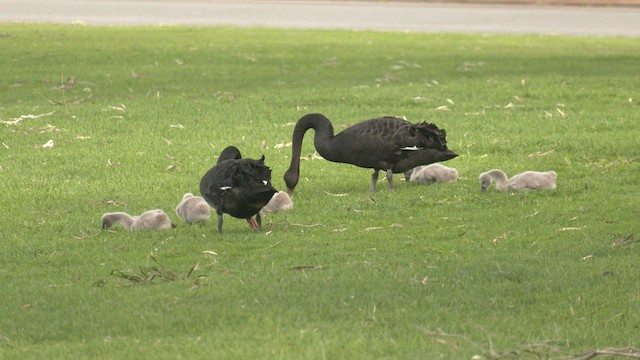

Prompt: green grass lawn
[{"left": 1, "top": 24, "right": 638, "bottom": 359}]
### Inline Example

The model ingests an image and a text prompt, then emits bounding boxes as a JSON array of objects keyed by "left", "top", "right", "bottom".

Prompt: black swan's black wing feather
[
  {"left": 331, "top": 117, "right": 451, "bottom": 169},
  {"left": 338, "top": 117, "right": 446, "bottom": 150},
  {"left": 412, "top": 122, "right": 448, "bottom": 149},
  {"left": 199, "top": 160, "right": 238, "bottom": 208}
]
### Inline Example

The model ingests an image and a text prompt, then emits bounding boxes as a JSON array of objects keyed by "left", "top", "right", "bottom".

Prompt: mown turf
[{"left": 0, "top": 24, "right": 639, "bottom": 359}]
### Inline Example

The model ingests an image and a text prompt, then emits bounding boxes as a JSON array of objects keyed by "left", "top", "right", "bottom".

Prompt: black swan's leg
[
  {"left": 246, "top": 217, "right": 257, "bottom": 229},
  {"left": 216, "top": 200, "right": 224, "bottom": 234},
  {"left": 370, "top": 170, "right": 379, "bottom": 193},
  {"left": 256, "top": 212, "right": 262, "bottom": 232},
  {"left": 217, "top": 213, "right": 224, "bottom": 234},
  {"left": 386, "top": 169, "right": 394, "bottom": 190}
]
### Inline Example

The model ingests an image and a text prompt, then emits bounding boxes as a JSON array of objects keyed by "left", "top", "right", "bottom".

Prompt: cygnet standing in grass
[
  {"left": 102, "top": 209, "right": 175, "bottom": 230},
  {"left": 260, "top": 191, "right": 293, "bottom": 214},
  {"left": 479, "top": 169, "right": 557, "bottom": 192},
  {"left": 407, "top": 163, "right": 459, "bottom": 184},
  {"left": 175, "top": 193, "right": 211, "bottom": 224}
]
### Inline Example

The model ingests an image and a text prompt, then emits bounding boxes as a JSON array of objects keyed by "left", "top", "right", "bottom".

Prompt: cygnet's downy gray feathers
[
  {"left": 261, "top": 191, "right": 294, "bottom": 214},
  {"left": 176, "top": 193, "right": 211, "bottom": 224},
  {"left": 102, "top": 209, "right": 175, "bottom": 230},
  {"left": 408, "top": 163, "right": 459, "bottom": 184},
  {"left": 479, "top": 169, "right": 557, "bottom": 192}
]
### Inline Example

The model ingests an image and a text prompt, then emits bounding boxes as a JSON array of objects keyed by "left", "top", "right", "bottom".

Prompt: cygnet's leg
[
  {"left": 386, "top": 169, "right": 394, "bottom": 190},
  {"left": 370, "top": 170, "right": 379, "bottom": 193}
]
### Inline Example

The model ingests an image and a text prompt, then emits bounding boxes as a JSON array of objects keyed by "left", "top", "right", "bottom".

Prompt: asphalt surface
[{"left": 1, "top": 0, "right": 639, "bottom": 36}]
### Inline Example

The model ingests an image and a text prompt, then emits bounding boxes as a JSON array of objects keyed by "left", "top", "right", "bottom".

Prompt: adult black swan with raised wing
[
  {"left": 200, "top": 146, "right": 277, "bottom": 234},
  {"left": 283, "top": 113, "right": 458, "bottom": 193}
]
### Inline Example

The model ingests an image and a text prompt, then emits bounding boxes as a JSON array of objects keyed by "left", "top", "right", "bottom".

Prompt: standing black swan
[
  {"left": 199, "top": 146, "right": 277, "bottom": 234},
  {"left": 283, "top": 113, "right": 458, "bottom": 193}
]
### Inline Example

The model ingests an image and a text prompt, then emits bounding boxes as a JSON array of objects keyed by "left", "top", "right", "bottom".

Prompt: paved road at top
[{"left": 1, "top": 0, "right": 639, "bottom": 37}]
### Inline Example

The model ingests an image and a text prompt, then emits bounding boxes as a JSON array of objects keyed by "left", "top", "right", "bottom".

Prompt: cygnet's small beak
[
  {"left": 171, "top": 223, "right": 177, "bottom": 228},
  {"left": 481, "top": 184, "right": 487, "bottom": 193}
]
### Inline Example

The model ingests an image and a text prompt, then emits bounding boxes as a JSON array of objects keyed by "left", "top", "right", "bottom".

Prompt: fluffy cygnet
[
  {"left": 102, "top": 209, "right": 175, "bottom": 230},
  {"left": 260, "top": 191, "right": 293, "bottom": 214},
  {"left": 479, "top": 169, "right": 557, "bottom": 192},
  {"left": 408, "top": 163, "right": 459, "bottom": 184},
  {"left": 175, "top": 193, "right": 211, "bottom": 224}
]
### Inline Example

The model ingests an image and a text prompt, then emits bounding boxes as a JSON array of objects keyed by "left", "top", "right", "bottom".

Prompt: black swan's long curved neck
[{"left": 284, "top": 113, "right": 338, "bottom": 192}]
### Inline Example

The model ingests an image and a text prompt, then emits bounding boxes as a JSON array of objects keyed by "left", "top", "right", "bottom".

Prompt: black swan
[
  {"left": 479, "top": 169, "right": 557, "bottom": 192},
  {"left": 101, "top": 209, "right": 175, "bottom": 230},
  {"left": 175, "top": 193, "right": 211, "bottom": 224},
  {"left": 283, "top": 113, "right": 458, "bottom": 193},
  {"left": 407, "top": 163, "right": 459, "bottom": 184},
  {"left": 199, "top": 146, "right": 277, "bottom": 233}
]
